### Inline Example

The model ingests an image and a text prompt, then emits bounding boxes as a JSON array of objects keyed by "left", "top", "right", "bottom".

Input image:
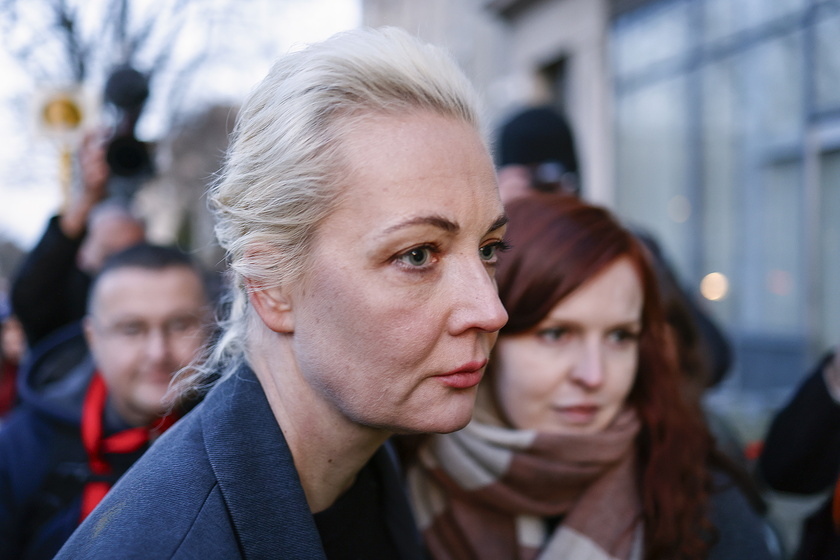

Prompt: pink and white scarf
[{"left": 408, "top": 399, "right": 643, "bottom": 560}]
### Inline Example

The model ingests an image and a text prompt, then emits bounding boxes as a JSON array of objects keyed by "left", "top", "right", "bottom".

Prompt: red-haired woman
[{"left": 406, "top": 193, "right": 773, "bottom": 560}]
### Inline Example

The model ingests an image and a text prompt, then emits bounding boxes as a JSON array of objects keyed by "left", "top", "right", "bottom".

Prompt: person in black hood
[
  {"left": 758, "top": 345, "right": 840, "bottom": 560},
  {"left": 0, "top": 244, "right": 211, "bottom": 560}
]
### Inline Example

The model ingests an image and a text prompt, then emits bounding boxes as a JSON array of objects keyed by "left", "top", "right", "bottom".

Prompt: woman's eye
[
  {"left": 479, "top": 244, "right": 496, "bottom": 261},
  {"left": 479, "top": 241, "right": 510, "bottom": 262},
  {"left": 537, "top": 327, "right": 569, "bottom": 342},
  {"left": 398, "top": 246, "right": 433, "bottom": 267},
  {"left": 609, "top": 329, "right": 640, "bottom": 344}
]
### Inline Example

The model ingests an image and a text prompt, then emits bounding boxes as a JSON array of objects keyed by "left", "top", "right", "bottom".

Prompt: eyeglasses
[{"left": 93, "top": 314, "right": 206, "bottom": 344}]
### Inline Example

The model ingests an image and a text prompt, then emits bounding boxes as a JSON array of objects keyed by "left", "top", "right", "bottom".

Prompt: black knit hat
[{"left": 496, "top": 106, "right": 579, "bottom": 175}]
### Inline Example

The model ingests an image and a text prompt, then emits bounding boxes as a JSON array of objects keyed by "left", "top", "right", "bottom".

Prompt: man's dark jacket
[
  {"left": 0, "top": 324, "right": 146, "bottom": 560},
  {"left": 759, "top": 353, "right": 840, "bottom": 560},
  {"left": 55, "top": 364, "right": 425, "bottom": 559}
]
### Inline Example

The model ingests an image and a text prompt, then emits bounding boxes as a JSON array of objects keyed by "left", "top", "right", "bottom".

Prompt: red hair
[{"left": 496, "top": 193, "right": 715, "bottom": 558}]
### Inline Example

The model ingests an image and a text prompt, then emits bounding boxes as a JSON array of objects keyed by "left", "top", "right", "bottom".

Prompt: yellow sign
[{"left": 42, "top": 94, "right": 84, "bottom": 129}]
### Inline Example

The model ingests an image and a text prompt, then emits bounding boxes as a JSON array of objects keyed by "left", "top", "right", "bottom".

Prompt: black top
[
  {"left": 314, "top": 459, "right": 400, "bottom": 560},
  {"left": 759, "top": 353, "right": 840, "bottom": 560}
]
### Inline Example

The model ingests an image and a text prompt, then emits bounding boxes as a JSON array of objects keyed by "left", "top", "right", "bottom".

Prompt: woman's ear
[{"left": 247, "top": 279, "right": 295, "bottom": 333}]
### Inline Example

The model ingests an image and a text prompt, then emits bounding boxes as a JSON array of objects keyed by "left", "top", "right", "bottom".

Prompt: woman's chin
[
  {"left": 431, "top": 417, "right": 473, "bottom": 434},
  {"left": 389, "top": 400, "right": 476, "bottom": 435},
  {"left": 357, "top": 387, "right": 480, "bottom": 435}
]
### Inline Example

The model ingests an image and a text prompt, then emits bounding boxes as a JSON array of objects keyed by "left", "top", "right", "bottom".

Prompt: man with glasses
[{"left": 0, "top": 244, "right": 212, "bottom": 560}]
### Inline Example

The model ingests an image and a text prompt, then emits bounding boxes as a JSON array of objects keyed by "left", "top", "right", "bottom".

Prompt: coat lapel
[{"left": 200, "top": 365, "right": 327, "bottom": 559}]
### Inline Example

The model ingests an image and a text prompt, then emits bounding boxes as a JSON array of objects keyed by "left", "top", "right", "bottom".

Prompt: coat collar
[
  {"left": 200, "top": 364, "right": 327, "bottom": 559},
  {"left": 199, "top": 363, "right": 424, "bottom": 560}
]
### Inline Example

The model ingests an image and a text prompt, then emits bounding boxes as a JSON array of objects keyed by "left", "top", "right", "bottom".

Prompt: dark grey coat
[{"left": 54, "top": 364, "right": 424, "bottom": 559}]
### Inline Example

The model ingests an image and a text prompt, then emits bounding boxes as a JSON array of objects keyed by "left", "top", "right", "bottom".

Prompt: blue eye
[
  {"left": 479, "top": 244, "right": 496, "bottom": 261},
  {"left": 479, "top": 241, "right": 510, "bottom": 262},
  {"left": 399, "top": 246, "right": 432, "bottom": 267}
]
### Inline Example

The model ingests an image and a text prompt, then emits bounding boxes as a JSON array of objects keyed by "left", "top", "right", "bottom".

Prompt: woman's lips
[
  {"left": 553, "top": 404, "right": 599, "bottom": 424},
  {"left": 435, "top": 360, "right": 487, "bottom": 389}
]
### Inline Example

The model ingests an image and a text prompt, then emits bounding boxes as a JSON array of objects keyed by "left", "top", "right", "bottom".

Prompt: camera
[{"left": 104, "top": 66, "right": 153, "bottom": 181}]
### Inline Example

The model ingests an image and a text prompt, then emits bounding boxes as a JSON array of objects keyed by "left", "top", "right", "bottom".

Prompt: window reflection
[
  {"left": 815, "top": 12, "right": 840, "bottom": 111},
  {"left": 703, "top": 0, "right": 806, "bottom": 43},
  {"left": 615, "top": 75, "right": 690, "bottom": 275},
  {"left": 741, "top": 161, "right": 803, "bottom": 334},
  {"left": 819, "top": 150, "right": 840, "bottom": 348},
  {"left": 614, "top": 0, "right": 833, "bottom": 381},
  {"left": 746, "top": 32, "right": 803, "bottom": 148},
  {"left": 613, "top": 0, "right": 691, "bottom": 78}
]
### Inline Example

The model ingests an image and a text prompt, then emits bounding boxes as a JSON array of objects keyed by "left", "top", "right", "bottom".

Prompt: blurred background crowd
[{"left": 0, "top": 0, "right": 838, "bottom": 557}]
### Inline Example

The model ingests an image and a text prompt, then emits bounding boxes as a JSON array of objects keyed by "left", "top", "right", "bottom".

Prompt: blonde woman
[{"left": 57, "top": 27, "right": 508, "bottom": 559}]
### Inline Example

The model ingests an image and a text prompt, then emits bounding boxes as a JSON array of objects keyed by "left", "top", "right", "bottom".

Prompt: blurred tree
[
  {"left": 0, "top": 0, "right": 358, "bottom": 250},
  {"left": 0, "top": 0, "right": 288, "bottom": 247},
  {"left": 0, "top": 0, "right": 279, "bottom": 135}
]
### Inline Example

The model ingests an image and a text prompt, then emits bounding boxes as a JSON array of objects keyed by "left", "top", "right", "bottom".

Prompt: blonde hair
[{"left": 188, "top": 26, "right": 485, "bottom": 390}]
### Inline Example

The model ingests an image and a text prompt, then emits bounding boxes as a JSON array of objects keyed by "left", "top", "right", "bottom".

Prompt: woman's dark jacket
[
  {"left": 54, "top": 364, "right": 424, "bottom": 559},
  {"left": 758, "top": 352, "right": 840, "bottom": 560}
]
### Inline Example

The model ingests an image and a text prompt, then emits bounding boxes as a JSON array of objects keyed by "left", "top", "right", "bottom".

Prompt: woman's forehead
[{"left": 336, "top": 113, "right": 495, "bottom": 201}]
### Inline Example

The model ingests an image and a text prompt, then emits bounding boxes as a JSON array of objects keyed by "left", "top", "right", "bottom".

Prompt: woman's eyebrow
[
  {"left": 487, "top": 214, "right": 508, "bottom": 234},
  {"left": 381, "top": 213, "right": 507, "bottom": 236},
  {"left": 383, "top": 215, "right": 459, "bottom": 234}
]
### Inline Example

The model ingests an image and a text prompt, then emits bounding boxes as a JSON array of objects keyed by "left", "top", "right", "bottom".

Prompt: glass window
[
  {"left": 613, "top": 0, "right": 828, "bottom": 391},
  {"left": 740, "top": 0, "right": 806, "bottom": 31},
  {"left": 615, "top": 75, "right": 691, "bottom": 276},
  {"left": 815, "top": 11, "right": 840, "bottom": 112},
  {"left": 742, "top": 160, "right": 804, "bottom": 334},
  {"left": 703, "top": 0, "right": 806, "bottom": 43},
  {"left": 819, "top": 150, "right": 840, "bottom": 348},
  {"left": 741, "top": 31, "right": 804, "bottom": 150},
  {"left": 702, "top": 0, "right": 735, "bottom": 44},
  {"left": 700, "top": 59, "right": 739, "bottom": 323},
  {"left": 613, "top": 0, "right": 691, "bottom": 78}
]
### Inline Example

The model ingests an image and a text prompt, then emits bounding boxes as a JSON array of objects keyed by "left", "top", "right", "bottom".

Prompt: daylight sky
[{"left": 0, "top": 0, "right": 360, "bottom": 249}]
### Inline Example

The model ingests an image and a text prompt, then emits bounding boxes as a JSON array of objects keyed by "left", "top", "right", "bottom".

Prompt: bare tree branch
[
  {"left": 1, "top": 0, "right": 295, "bottom": 170},
  {"left": 53, "top": 0, "right": 87, "bottom": 80}
]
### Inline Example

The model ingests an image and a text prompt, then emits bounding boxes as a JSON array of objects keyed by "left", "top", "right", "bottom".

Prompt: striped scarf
[{"left": 408, "top": 400, "right": 643, "bottom": 560}]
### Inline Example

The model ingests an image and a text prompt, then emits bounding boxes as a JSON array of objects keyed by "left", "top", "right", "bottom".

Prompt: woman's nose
[
  {"left": 448, "top": 260, "right": 508, "bottom": 335},
  {"left": 571, "top": 341, "right": 605, "bottom": 389}
]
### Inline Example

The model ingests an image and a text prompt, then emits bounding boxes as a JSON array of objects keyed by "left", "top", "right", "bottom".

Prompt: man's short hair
[{"left": 88, "top": 244, "right": 208, "bottom": 313}]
